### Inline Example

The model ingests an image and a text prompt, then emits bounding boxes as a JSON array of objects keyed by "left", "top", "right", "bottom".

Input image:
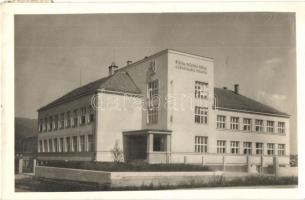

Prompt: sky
[{"left": 15, "top": 13, "right": 297, "bottom": 154}]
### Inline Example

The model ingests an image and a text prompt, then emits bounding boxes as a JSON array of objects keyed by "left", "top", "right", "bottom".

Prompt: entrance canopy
[{"left": 122, "top": 129, "right": 172, "bottom": 163}]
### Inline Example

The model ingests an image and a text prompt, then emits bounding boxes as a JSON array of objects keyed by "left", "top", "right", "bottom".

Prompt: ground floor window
[
  {"left": 59, "top": 138, "right": 64, "bottom": 152},
  {"left": 230, "top": 141, "right": 240, "bottom": 154},
  {"left": 153, "top": 134, "right": 166, "bottom": 152},
  {"left": 72, "top": 136, "right": 78, "bottom": 152},
  {"left": 80, "top": 135, "right": 85, "bottom": 152},
  {"left": 217, "top": 140, "right": 226, "bottom": 154},
  {"left": 256, "top": 142, "right": 263, "bottom": 155},
  {"left": 278, "top": 144, "right": 285, "bottom": 156},
  {"left": 49, "top": 139, "right": 53, "bottom": 152},
  {"left": 194, "top": 136, "right": 208, "bottom": 153},
  {"left": 243, "top": 142, "right": 252, "bottom": 155},
  {"left": 44, "top": 140, "right": 48, "bottom": 152},
  {"left": 54, "top": 138, "right": 58, "bottom": 152},
  {"left": 39, "top": 140, "right": 43, "bottom": 152},
  {"left": 87, "top": 135, "right": 94, "bottom": 152},
  {"left": 66, "top": 137, "right": 71, "bottom": 152},
  {"left": 267, "top": 143, "right": 275, "bottom": 155}
]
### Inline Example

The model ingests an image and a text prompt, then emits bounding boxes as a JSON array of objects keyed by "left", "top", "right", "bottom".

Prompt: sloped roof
[
  {"left": 214, "top": 87, "right": 289, "bottom": 117},
  {"left": 38, "top": 71, "right": 141, "bottom": 111}
]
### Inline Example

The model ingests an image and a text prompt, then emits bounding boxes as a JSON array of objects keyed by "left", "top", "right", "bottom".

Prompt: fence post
[
  {"left": 273, "top": 156, "right": 279, "bottom": 177},
  {"left": 18, "top": 158, "right": 23, "bottom": 174}
]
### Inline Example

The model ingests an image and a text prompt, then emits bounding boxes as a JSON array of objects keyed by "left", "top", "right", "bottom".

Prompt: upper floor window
[
  {"left": 256, "top": 142, "right": 263, "bottom": 155},
  {"left": 195, "top": 106, "right": 208, "bottom": 124},
  {"left": 66, "top": 111, "right": 71, "bottom": 128},
  {"left": 195, "top": 81, "right": 208, "bottom": 99},
  {"left": 267, "top": 143, "right": 275, "bottom": 155},
  {"left": 194, "top": 136, "right": 208, "bottom": 153},
  {"left": 81, "top": 107, "right": 86, "bottom": 125},
  {"left": 49, "top": 116, "right": 53, "bottom": 131},
  {"left": 278, "top": 144, "right": 285, "bottom": 156},
  {"left": 38, "top": 119, "right": 43, "bottom": 132},
  {"left": 255, "top": 119, "right": 263, "bottom": 132},
  {"left": 230, "top": 117, "right": 239, "bottom": 130},
  {"left": 278, "top": 122, "right": 285, "bottom": 134},
  {"left": 243, "top": 142, "right": 252, "bottom": 155},
  {"left": 147, "top": 80, "right": 159, "bottom": 99},
  {"left": 54, "top": 115, "right": 59, "bottom": 130},
  {"left": 147, "top": 107, "right": 158, "bottom": 124},
  {"left": 73, "top": 109, "right": 78, "bottom": 127},
  {"left": 217, "top": 140, "right": 226, "bottom": 154},
  {"left": 230, "top": 141, "right": 240, "bottom": 154},
  {"left": 60, "top": 113, "right": 65, "bottom": 129},
  {"left": 243, "top": 118, "right": 251, "bottom": 131},
  {"left": 267, "top": 121, "right": 274, "bottom": 133},
  {"left": 216, "top": 115, "right": 226, "bottom": 129}
]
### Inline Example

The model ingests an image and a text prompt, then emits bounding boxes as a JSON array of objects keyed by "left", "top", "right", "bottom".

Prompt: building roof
[
  {"left": 38, "top": 71, "right": 141, "bottom": 111},
  {"left": 214, "top": 87, "right": 289, "bottom": 117}
]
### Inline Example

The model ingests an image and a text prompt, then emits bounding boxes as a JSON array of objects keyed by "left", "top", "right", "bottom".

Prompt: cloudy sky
[{"left": 15, "top": 13, "right": 297, "bottom": 153}]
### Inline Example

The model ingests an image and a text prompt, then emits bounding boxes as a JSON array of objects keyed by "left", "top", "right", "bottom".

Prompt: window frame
[
  {"left": 217, "top": 140, "right": 226, "bottom": 154},
  {"left": 194, "top": 81, "right": 208, "bottom": 99},
  {"left": 243, "top": 142, "right": 252, "bottom": 155},
  {"left": 194, "top": 106, "right": 208, "bottom": 124},
  {"left": 230, "top": 141, "right": 240, "bottom": 154},
  {"left": 278, "top": 144, "right": 285, "bottom": 156},
  {"left": 194, "top": 136, "right": 208, "bottom": 153},
  {"left": 266, "top": 120, "right": 275, "bottom": 133},
  {"left": 230, "top": 117, "right": 239, "bottom": 130},
  {"left": 216, "top": 115, "right": 226, "bottom": 129},
  {"left": 267, "top": 143, "right": 275, "bottom": 155},
  {"left": 255, "top": 119, "right": 264, "bottom": 132},
  {"left": 278, "top": 122, "right": 285, "bottom": 134},
  {"left": 243, "top": 118, "right": 252, "bottom": 131},
  {"left": 255, "top": 142, "right": 263, "bottom": 155}
]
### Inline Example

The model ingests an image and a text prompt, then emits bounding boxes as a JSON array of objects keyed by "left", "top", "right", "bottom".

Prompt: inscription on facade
[{"left": 175, "top": 60, "right": 207, "bottom": 74}]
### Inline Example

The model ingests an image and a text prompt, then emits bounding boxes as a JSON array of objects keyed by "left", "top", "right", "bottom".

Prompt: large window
[
  {"left": 217, "top": 140, "right": 226, "bottom": 154},
  {"left": 153, "top": 134, "right": 166, "bottom": 152},
  {"left": 267, "top": 121, "right": 274, "bottom": 133},
  {"left": 278, "top": 144, "right": 285, "bottom": 156},
  {"left": 147, "top": 107, "right": 158, "bottom": 124},
  {"left": 267, "top": 143, "right": 275, "bottom": 155},
  {"left": 147, "top": 79, "right": 159, "bottom": 99},
  {"left": 216, "top": 115, "right": 226, "bottom": 129},
  {"left": 278, "top": 122, "right": 285, "bottom": 134},
  {"left": 256, "top": 143, "right": 263, "bottom": 155},
  {"left": 195, "top": 106, "right": 208, "bottom": 124},
  {"left": 255, "top": 119, "right": 263, "bottom": 132},
  {"left": 230, "top": 141, "right": 240, "bottom": 154},
  {"left": 230, "top": 117, "right": 239, "bottom": 130},
  {"left": 147, "top": 80, "right": 159, "bottom": 124},
  {"left": 195, "top": 81, "right": 208, "bottom": 99},
  {"left": 194, "top": 136, "right": 208, "bottom": 153},
  {"left": 243, "top": 142, "right": 252, "bottom": 155},
  {"left": 243, "top": 118, "right": 251, "bottom": 131},
  {"left": 66, "top": 111, "right": 71, "bottom": 128}
]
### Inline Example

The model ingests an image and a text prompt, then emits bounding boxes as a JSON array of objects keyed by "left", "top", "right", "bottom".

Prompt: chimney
[
  {"left": 234, "top": 84, "right": 239, "bottom": 94},
  {"left": 127, "top": 60, "right": 132, "bottom": 65},
  {"left": 108, "top": 62, "right": 118, "bottom": 76}
]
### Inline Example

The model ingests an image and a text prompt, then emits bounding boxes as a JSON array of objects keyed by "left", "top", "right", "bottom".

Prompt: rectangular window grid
[
  {"left": 195, "top": 106, "right": 208, "bottom": 124},
  {"left": 216, "top": 115, "right": 226, "bottom": 129},
  {"left": 194, "top": 136, "right": 208, "bottom": 153},
  {"left": 278, "top": 144, "right": 285, "bottom": 156},
  {"left": 243, "top": 142, "right": 252, "bottom": 155},
  {"left": 267, "top": 120, "right": 274, "bottom": 133},
  {"left": 278, "top": 122, "right": 285, "bottom": 134},
  {"left": 217, "top": 140, "right": 226, "bottom": 154},
  {"left": 195, "top": 81, "right": 208, "bottom": 99},
  {"left": 243, "top": 118, "right": 251, "bottom": 131},
  {"left": 267, "top": 143, "right": 275, "bottom": 155},
  {"left": 255, "top": 119, "right": 263, "bottom": 132},
  {"left": 230, "top": 117, "right": 239, "bottom": 130},
  {"left": 230, "top": 141, "right": 240, "bottom": 154}
]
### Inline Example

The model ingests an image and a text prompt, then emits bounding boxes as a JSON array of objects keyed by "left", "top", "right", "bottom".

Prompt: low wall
[
  {"left": 35, "top": 166, "right": 111, "bottom": 185},
  {"left": 110, "top": 171, "right": 223, "bottom": 188},
  {"left": 277, "top": 167, "right": 298, "bottom": 177}
]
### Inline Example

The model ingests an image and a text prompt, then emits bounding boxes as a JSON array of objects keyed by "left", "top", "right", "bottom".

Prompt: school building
[{"left": 37, "top": 49, "right": 290, "bottom": 171}]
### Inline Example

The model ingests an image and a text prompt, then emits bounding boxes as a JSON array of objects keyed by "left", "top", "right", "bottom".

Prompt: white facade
[{"left": 37, "top": 49, "right": 290, "bottom": 169}]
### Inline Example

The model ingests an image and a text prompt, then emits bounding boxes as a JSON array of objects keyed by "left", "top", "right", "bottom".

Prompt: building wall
[
  {"left": 167, "top": 51, "right": 215, "bottom": 154},
  {"left": 122, "top": 51, "right": 168, "bottom": 130},
  {"left": 95, "top": 92, "right": 142, "bottom": 162},
  {"left": 37, "top": 94, "right": 96, "bottom": 161},
  {"left": 214, "top": 109, "right": 290, "bottom": 156}
]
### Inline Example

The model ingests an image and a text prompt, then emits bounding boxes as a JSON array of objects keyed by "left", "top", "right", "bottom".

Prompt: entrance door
[{"left": 126, "top": 135, "right": 147, "bottom": 161}]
